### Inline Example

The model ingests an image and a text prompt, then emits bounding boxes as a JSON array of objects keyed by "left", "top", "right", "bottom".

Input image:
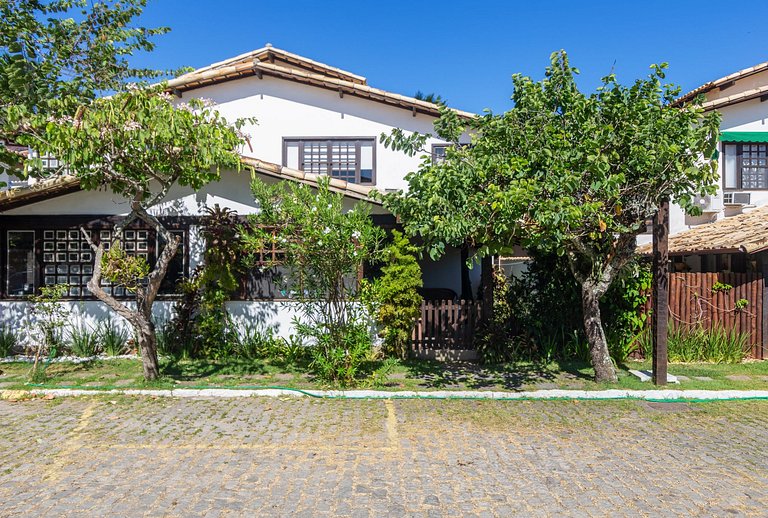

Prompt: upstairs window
[
  {"left": 283, "top": 138, "right": 375, "bottom": 184},
  {"left": 432, "top": 144, "right": 449, "bottom": 164},
  {"left": 723, "top": 143, "right": 768, "bottom": 190}
]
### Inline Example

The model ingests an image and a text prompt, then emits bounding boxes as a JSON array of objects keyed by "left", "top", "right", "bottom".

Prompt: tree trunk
[
  {"left": 80, "top": 201, "right": 178, "bottom": 382},
  {"left": 580, "top": 282, "right": 617, "bottom": 383},
  {"left": 135, "top": 312, "right": 160, "bottom": 381}
]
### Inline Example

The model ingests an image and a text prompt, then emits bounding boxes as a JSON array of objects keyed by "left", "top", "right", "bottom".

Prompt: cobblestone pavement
[{"left": 1, "top": 396, "right": 767, "bottom": 517}]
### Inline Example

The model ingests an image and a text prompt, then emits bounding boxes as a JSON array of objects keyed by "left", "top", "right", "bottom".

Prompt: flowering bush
[{"left": 242, "top": 176, "right": 384, "bottom": 384}]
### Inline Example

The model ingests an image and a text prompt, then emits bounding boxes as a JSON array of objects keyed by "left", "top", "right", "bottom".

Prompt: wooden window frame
[
  {"left": 0, "top": 216, "right": 191, "bottom": 301},
  {"left": 722, "top": 141, "right": 768, "bottom": 191},
  {"left": 282, "top": 137, "right": 376, "bottom": 185},
  {"left": 5, "top": 230, "right": 36, "bottom": 298}
]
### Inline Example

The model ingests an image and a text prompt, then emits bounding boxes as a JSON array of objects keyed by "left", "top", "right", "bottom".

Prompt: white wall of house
[
  {"left": 179, "top": 75, "right": 455, "bottom": 192},
  {"left": 0, "top": 299, "right": 309, "bottom": 347},
  {"left": 638, "top": 93, "right": 768, "bottom": 247},
  {"left": 1, "top": 169, "right": 390, "bottom": 217}
]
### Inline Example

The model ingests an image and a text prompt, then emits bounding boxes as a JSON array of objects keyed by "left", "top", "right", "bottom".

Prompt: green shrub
[
  {"left": 368, "top": 230, "right": 422, "bottom": 360},
  {"left": 306, "top": 323, "right": 374, "bottom": 387},
  {"left": 68, "top": 323, "right": 99, "bottom": 357},
  {"left": 97, "top": 318, "right": 130, "bottom": 356},
  {"left": 638, "top": 324, "right": 750, "bottom": 364},
  {"left": 0, "top": 325, "right": 19, "bottom": 357},
  {"left": 156, "top": 320, "right": 193, "bottom": 360},
  {"left": 487, "top": 251, "right": 650, "bottom": 364},
  {"left": 235, "top": 324, "right": 280, "bottom": 360}
]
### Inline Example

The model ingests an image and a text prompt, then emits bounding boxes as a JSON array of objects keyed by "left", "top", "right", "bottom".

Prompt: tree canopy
[
  {"left": 383, "top": 51, "right": 720, "bottom": 381},
  {"left": 19, "top": 87, "right": 253, "bottom": 380},
  {"left": 0, "top": 0, "right": 169, "bottom": 175}
]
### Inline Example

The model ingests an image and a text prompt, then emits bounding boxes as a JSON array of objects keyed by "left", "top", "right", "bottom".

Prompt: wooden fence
[
  {"left": 411, "top": 273, "right": 766, "bottom": 360},
  {"left": 411, "top": 299, "right": 482, "bottom": 351},
  {"left": 653, "top": 272, "right": 765, "bottom": 359}
]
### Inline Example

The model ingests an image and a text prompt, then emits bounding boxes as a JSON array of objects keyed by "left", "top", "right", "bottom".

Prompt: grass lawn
[{"left": 1, "top": 356, "right": 768, "bottom": 392}]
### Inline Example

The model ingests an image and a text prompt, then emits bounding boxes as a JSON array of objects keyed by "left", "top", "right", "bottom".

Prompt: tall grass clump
[
  {"left": 97, "top": 319, "right": 130, "bottom": 356},
  {"left": 0, "top": 325, "right": 19, "bottom": 357},
  {"left": 639, "top": 324, "right": 750, "bottom": 364},
  {"left": 67, "top": 324, "right": 100, "bottom": 357}
]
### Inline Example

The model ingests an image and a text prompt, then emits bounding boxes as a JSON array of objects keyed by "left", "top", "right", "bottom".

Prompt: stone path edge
[{"left": 3, "top": 387, "right": 768, "bottom": 401}]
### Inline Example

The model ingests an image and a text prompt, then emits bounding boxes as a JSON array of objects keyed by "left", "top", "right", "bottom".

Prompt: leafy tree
[
  {"left": 13, "top": 88, "right": 253, "bottom": 380},
  {"left": 242, "top": 177, "right": 384, "bottom": 384},
  {"left": 367, "top": 230, "right": 423, "bottom": 360},
  {"left": 0, "top": 0, "right": 169, "bottom": 178},
  {"left": 383, "top": 51, "right": 720, "bottom": 382}
]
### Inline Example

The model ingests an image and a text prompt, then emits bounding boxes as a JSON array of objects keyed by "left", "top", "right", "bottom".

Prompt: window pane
[
  {"left": 285, "top": 142, "right": 300, "bottom": 170},
  {"left": 725, "top": 144, "right": 737, "bottom": 188},
  {"left": 432, "top": 145, "right": 447, "bottom": 164},
  {"left": 302, "top": 142, "right": 328, "bottom": 175},
  {"left": 739, "top": 143, "right": 768, "bottom": 189},
  {"left": 330, "top": 141, "right": 357, "bottom": 183},
  {"left": 159, "top": 230, "right": 185, "bottom": 293},
  {"left": 8, "top": 231, "right": 35, "bottom": 296},
  {"left": 360, "top": 144, "right": 373, "bottom": 183}
]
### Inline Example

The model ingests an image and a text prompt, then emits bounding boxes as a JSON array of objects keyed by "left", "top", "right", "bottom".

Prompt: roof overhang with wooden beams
[
  {"left": 0, "top": 156, "right": 384, "bottom": 212},
  {"left": 166, "top": 45, "right": 475, "bottom": 119},
  {"left": 0, "top": 175, "right": 81, "bottom": 211},
  {"left": 637, "top": 205, "right": 768, "bottom": 256}
]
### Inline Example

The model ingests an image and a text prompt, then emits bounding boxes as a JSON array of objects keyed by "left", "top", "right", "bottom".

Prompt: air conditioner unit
[
  {"left": 723, "top": 192, "right": 751, "bottom": 206},
  {"left": 693, "top": 193, "right": 723, "bottom": 213}
]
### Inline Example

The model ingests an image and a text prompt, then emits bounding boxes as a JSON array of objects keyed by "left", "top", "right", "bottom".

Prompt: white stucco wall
[
  {"left": 2, "top": 169, "right": 389, "bottom": 217},
  {"left": 637, "top": 95, "right": 768, "bottom": 247},
  {"left": 0, "top": 299, "right": 309, "bottom": 347},
  {"left": 178, "top": 75, "right": 455, "bottom": 192}
]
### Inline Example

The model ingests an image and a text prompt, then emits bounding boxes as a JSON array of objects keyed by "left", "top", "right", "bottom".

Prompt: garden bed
[{"left": 1, "top": 357, "right": 767, "bottom": 393}]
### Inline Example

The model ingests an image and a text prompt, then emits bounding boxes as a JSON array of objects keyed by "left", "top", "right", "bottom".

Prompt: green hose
[{"left": 21, "top": 382, "right": 768, "bottom": 403}]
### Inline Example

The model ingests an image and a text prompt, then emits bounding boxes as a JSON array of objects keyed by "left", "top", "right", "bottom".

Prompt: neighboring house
[
  {"left": 637, "top": 60, "right": 768, "bottom": 275},
  {"left": 0, "top": 45, "right": 480, "bottom": 338}
]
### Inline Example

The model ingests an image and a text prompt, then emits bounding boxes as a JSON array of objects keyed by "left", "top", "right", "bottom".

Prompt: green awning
[{"left": 719, "top": 131, "right": 768, "bottom": 143}]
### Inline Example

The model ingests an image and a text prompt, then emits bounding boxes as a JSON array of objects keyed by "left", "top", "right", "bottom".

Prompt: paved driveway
[{"left": 1, "top": 396, "right": 767, "bottom": 517}]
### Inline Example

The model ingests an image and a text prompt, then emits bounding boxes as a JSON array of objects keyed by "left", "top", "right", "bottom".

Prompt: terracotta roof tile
[{"left": 637, "top": 205, "right": 768, "bottom": 255}]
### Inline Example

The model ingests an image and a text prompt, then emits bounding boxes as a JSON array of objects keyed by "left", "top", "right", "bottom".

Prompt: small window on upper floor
[
  {"left": 432, "top": 144, "right": 449, "bottom": 164},
  {"left": 283, "top": 138, "right": 375, "bottom": 185},
  {"left": 431, "top": 142, "right": 471, "bottom": 165},
  {"left": 723, "top": 142, "right": 768, "bottom": 190}
]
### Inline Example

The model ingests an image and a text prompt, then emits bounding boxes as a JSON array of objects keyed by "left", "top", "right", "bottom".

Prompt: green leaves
[
  {"left": 1, "top": 0, "right": 171, "bottom": 174},
  {"left": 383, "top": 50, "right": 720, "bottom": 269},
  {"left": 19, "top": 86, "right": 253, "bottom": 202}
]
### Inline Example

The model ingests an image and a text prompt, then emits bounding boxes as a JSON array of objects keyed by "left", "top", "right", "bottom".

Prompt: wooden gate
[{"left": 411, "top": 299, "right": 482, "bottom": 350}]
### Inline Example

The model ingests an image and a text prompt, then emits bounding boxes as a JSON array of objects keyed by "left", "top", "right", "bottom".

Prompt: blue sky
[{"left": 132, "top": 0, "right": 768, "bottom": 114}]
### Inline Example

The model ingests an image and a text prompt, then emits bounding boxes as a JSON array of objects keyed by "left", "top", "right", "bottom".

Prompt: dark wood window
[
  {"left": 431, "top": 142, "right": 470, "bottom": 164},
  {"left": 6, "top": 231, "right": 35, "bottom": 296},
  {"left": 159, "top": 230, "right": 186, "bottom": 293},
  {"left": 723, "top": 143, "right": 768, "bottom": 190},
  {"left": 283, "top": 138, "right": 375, "bottom": 184},
  {"left": 1, "top": 222, "right": 189, "bottom": 300}
]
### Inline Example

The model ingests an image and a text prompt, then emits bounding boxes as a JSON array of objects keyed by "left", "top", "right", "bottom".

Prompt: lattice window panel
[
  {"left": 301, "top": 141, "right": 329, "bottom": 175},
  {"left": 41, "top": 229, "right": 94, "bottom": 297},
  {"left": 96, "top": 229, "right": 150, "bottom": 297},
  {"left": 740, "top": 144, "right": 768, "bottom": 189},
  {"left": 249, "top": 226, "right": 286, "bottom": 267},
  {"left": 330, "top": 141, "right": 357, "bottom": 183}
]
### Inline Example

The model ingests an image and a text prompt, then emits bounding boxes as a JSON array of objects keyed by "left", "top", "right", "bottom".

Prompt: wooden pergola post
[
  {"left": 481, "top": 255, "right": 494, "bottom": 323},
  {"left": 652, "top": 199, "right": 670, "bottom": 386}
]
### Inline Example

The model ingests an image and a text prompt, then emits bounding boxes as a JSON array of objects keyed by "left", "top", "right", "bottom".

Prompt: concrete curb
[{"left": 3, "top": 387, "right": 768, "bottom": 401}]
